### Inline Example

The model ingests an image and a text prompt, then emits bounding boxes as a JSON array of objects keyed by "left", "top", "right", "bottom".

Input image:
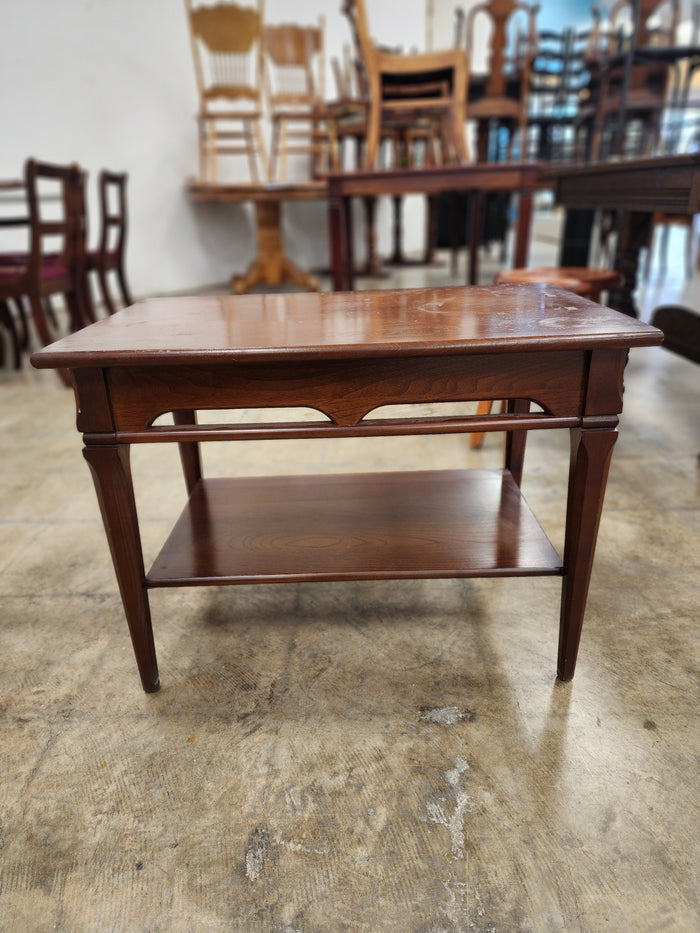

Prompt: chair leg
[
  {"left": 63, "top": 288, "right": 85, "bottom": 332},
  {"left": 469, "top": 399, "right": 493, "bottom": 449},
  {"left": 43, "top": 296, "right": 58, "bottom": 330},
  {"left": 0, "top": 299, "right": 22, "bottom": 368},
  {"left": 279, "top": 121, "right": 289, "bottom": 182},
  {"left": 11, "top": 297, "right": 29, "bottom": 350},
  {"left": 27, "top": 291, "right": 56, "bottom": 349},
  {"left": 253, "top": 119, "right": 269, "bottom": 182},
  {"left": 98, "top": 265, "right": 119, "bottom": 316},
  {"left": 81, "top": 273, "right": 98, "bottom": 323},
  {"left": 115, "top": 262, "right": 133, "bottom": 308}
]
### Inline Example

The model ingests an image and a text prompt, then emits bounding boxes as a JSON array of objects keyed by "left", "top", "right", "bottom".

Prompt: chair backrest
[
  {"left": 263, "top": 18, "right": 326, "bottom": 109},
  {"left": 24, "top": 158, "right": 85, "bottom": 277},
  {"left": 343, "top": 0, "right": 465, "bottom": 103},
  {"left": 98, "top": 171, "right": 129, "bottom": 259},
  {"left": 461, "top": 0, "right": 539, "bottom": 98},
  {"left": 340, "top": 0, "right": 372, "bottom": 102},
  {"left": 529, "top": 27, "right": 592, "bottom": 115},
  {"left": 331, "top": 44, "right": 356, "bottom": 102},
  {"left": 605, "top": 0, "right": 678, "bottom": 50},
  {"left": 184, "top": 0, "right": 265, "bottom": 107}
]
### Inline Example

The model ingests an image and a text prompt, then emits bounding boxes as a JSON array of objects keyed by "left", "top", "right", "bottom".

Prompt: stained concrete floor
[{"left": 0, "top": 219, "right": 698, "bottom": 931}]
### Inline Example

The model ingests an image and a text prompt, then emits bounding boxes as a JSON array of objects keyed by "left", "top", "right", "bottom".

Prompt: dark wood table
[
  {"left": 187, "top": 178, "right": 326, "bottom": 293},
  {"left": 327, "top": 162, "right": 540, "bottom": 291},
  {"left": 31, "top": 285, "right": 661, "bottom": 692},
  {"left": 547, "top": 153, "right": 700, "bottom": 316}
]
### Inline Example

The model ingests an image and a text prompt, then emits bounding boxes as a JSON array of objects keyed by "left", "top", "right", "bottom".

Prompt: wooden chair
[
  {"left": 184, "top": 0, "right": 268, "bottom": 182},
  {"left": 344, "top": 0, "right": 470, "bottom": 169},
  {"left": 263, "top": 17, "right": 339, "bottom": 181},
  {"left": 329, "top": 43, "right": 369, "bottom": 171},
  {"left": 589, "top": 0, "right": 679, "bottom": 160},
  {"left": 0, "top": 179, "right": 30, "bottom": 368},
  {"left": 0, "top": 159, "right": 86, "bottom": 380},
  {"left": 458, "top": 0, "right": 539, "bottom": 162},
  {"left": 85, "top": 171, "right": 134, "bottom": 315}
]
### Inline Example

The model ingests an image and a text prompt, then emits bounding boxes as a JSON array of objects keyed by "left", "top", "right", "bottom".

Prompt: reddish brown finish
[
  {"left": 82, "top": 444, "right": 159, "bottom": 692},
  {"left": 327, "top": 163, "right": 539, "bottom": 291},
  {"left": 148, "top": 471, "right": 561, "bottom": 585},
  {"left": 31, "top": 284, "right": 662, "bottom": 691}
]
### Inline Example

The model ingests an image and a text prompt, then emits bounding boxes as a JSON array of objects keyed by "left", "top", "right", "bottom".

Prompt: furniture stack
[{"left": 185, "top": 0, "right": 338, "bottom": 183}]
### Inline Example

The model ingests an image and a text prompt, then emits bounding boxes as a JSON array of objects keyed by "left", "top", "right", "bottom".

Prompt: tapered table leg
[
  {"left": 504, "top": 398, "right": 530, "bottom": 488},
  {"left": 83, "top": 444, "right": 159, "bottom": 692},
  {"left": 173, "top": 409, "right": 202, "bottom": 495},
  {"left": 558, "top": 424, "right": 618, "bottom": 681}
]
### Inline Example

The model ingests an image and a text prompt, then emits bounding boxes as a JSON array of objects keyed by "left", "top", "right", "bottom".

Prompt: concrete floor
[{"left": 0, "top": 216, "right": 698, "bottom": 931}]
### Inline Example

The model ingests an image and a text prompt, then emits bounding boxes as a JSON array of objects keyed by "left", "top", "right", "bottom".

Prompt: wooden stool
[
  {"left": 470, "top": 266, "right": 623, "bottom": 449},
  {"left": 495, "top": 266, "right": 622, "bottom": 302}
]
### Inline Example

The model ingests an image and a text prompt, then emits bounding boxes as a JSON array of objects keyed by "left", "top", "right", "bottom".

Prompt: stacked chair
[
  {"left": 457, "top": 0, "right": 539, "bottom": 162},
  {"left": 184, "top": 0, "right": 269, "bottom": 182},
  {"left": 263, "top": 17, "right": 339, "bottom": 180}
]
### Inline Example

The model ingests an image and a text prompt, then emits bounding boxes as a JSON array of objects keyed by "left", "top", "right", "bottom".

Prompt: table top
[
  {"left": 593, "top": 44, "right": 700, "bottom": 67},
  {"left": 186, "top": 178, "right": 327, "bottom": 203},
  {"left": 31, "top": 285, "right": 662, "bottom": 370},
  {"left": 545, "top": 153, "right": 700, "bottom": 214},
  {"left": 327, "top": 161, "right": 540, "bottom": 196}
]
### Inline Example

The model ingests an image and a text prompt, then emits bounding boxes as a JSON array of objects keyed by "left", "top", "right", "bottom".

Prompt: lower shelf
[{"left": 147, "top": 469, "right": 563, "bottom": 586}]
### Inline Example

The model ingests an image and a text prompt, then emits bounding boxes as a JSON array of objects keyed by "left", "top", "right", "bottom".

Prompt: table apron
[{"left": 87, "top": 351, "right": 591, "bottom": 436}]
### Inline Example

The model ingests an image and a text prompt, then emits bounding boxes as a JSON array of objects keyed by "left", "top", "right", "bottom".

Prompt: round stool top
[
  {"left": 495, "top": 269, "right": 593, "bottom": 296},
  {"left": 496, "top": 265, "right": 623, "bottom": 297}
]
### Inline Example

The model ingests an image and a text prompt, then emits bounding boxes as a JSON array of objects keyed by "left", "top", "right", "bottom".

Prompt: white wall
[{"left": 0, "top": 0, "right": 426, "bottom": 299}]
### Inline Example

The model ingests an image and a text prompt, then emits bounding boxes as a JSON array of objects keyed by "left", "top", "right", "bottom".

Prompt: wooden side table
[{"left": 31, "top": 284, "right": 662, "bottom": 693}]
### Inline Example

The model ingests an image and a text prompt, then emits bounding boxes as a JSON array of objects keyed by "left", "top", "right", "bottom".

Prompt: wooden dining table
[
  {"left": 547, "top": 153, "right": 700, "bottom": 316},
  {"left": 327, "top": 161, "right": 540, "bottom": 291}
]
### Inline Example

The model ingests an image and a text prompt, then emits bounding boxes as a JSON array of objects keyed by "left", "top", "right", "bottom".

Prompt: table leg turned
[
  {"left": 83, "top": 444, "right": 159, "bottom": 693},
  {"left": 232, "top": 200, "right": 319, "bottom": 294},
  {"left": 558, "top": 424, "right": 618, "bottom": 681}
]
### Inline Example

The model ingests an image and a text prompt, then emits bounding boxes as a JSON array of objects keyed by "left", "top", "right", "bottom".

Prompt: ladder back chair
[
  {"left": 85, "top": 171, "right": 134, "bottom": 315},
  {"left": 0, "top": 159, "right": 87, "bottom": 381},
  {"left": 184, "top": 0, "right": 268, "bottom": 181}
]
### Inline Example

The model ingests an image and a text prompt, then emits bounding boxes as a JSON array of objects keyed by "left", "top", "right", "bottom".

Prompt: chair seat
[
  {"left": 0, "top": 257, "right": 71, "bottom": 283},
  {"left": 0, "top": 264, "right": 25, "bottom": 281}
]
